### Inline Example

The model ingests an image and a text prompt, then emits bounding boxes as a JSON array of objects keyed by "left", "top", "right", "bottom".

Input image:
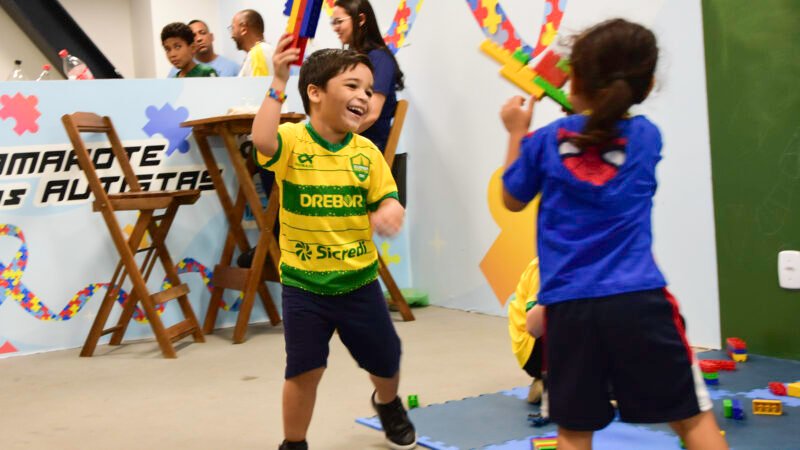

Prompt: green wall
[{"left": 702, "top": 0, "right": 800, "bottom": 359}]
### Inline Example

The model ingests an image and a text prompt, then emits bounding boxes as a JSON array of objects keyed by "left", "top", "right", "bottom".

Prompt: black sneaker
[
  {"left": 278, "top": 440, "right": 308, "bottom": 450},
  {"left": 372, "top": 391, "right": 417, "bottom": 450}
]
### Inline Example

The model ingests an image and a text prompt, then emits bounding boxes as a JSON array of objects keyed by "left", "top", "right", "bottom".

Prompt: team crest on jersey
[{"left": 350, "top": 153, "right": 371, "bottom": 181}]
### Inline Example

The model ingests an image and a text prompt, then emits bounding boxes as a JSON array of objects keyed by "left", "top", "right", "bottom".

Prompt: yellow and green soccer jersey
[
  {"left": 509, "top": 258, "right": 540, "bottom": 368},
  {"left": 255, "top": 122, "right": 398, "bottom": 295}
]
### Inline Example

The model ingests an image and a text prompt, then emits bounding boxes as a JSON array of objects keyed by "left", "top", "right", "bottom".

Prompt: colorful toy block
[
  {"left": 283, "top": 0, "right": 324, "bottom": 65},
  {"left": 479, "top": 39, "right": 572, "bottom": 111},
  {"left": 703, "top": 370, "right": 719, "bottom": 386},
  {"left": 700, "top": 359, "right": 736, "bottom": 371},
  {"left": 789, "top": 382, "right": 800, "bottom": 398},
  {"left": 726, "top": 337, "right": 748, "bottom": 362},
  {"left": 723, "top": 399, "right": 732, "bottom": 418},
  {"left": 531, "top": 437, "right": 558, "bottom": 450},
  {"left": 407, "top": 394, "right": 419, "bottom": 409},
  {"left": 769, "top": 382, "right": 787, "bottom": 396},
  {"left": 533, "top": 51, "right": 569, "bottom": 88},
  {"left": 752, "top": 399, "right": 783, "bottom": 416}
]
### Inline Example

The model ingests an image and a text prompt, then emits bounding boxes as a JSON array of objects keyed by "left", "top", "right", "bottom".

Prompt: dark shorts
[
  {"left": 522, "top": 336, "right": 545, "bottom": 378},
  {"left": 282, "top": 280, "right": 402, "bottom": 379},
  {"left": 545, "top": 288, "right": 711, "bottom": 431}
]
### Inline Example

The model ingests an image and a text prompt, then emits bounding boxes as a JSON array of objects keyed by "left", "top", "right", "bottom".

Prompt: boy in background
[{"left": 161, "top": 22, "right": 217, "bottom": 78}]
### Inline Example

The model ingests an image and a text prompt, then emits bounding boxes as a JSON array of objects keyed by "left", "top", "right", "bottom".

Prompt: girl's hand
[
  {"left": 272, "top": 34, "right": 301, "bottom": 82},
  {"left": 500, "top": 95, "right": 535, "bottom": 136}
]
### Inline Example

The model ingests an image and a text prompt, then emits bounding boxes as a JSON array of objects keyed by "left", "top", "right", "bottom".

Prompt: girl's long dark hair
[
  {"left": 569, "top": 19, "right": 658, "bottom": 149},
  {"left": 334, "top": 0, "right": 405, "bottom": 91}
]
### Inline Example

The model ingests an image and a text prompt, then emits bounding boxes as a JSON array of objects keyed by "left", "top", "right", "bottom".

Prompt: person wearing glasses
[
  {"left": 330, "top": 0, "right": 408, "bottom": 207},
  {"left": 230, "top": 9, "right": 275, "bottom": 76}
]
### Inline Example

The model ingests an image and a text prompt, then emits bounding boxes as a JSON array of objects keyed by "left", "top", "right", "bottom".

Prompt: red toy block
[
  {"left": 533, "top": 50, "right": 569, "bottom": 88},
  {"left": 726, "top": 337, "right": 747, "bottom": 350},
  {"left": 769, "top": 382, "right": 787, "bottom": 396}
]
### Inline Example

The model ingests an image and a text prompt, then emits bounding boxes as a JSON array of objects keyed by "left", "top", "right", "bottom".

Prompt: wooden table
[
  {"left": 183, "top": 112, "right": 413, "bottom": 343},
  {"left": 182, "top": 113, "right": 304, "bottom": 343}
]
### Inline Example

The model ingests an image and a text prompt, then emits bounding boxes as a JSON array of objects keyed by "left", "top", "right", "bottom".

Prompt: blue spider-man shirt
[{"left": 503, "top": 114, "right": 667, "bottom": 305}]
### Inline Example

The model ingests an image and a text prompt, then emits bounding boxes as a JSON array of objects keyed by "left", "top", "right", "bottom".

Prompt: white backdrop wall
[{"left": 0, "top": 0, "right": 721, "bottom": 348}]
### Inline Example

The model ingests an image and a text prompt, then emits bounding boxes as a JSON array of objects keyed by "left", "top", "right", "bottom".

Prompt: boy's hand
[
  {"left": 370, "top": 198, "right": 404, "bottom": 237},
  {"left": 273, "top": 34, "right": 301, "bottom": 83},
  {"left": 501, "top": 95, "right": 535, "bottom": 136}
]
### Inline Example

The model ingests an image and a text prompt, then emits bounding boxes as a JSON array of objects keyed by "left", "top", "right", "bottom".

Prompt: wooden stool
[{"left": 62, "top": 112, "right": 205, "bottom": 358}]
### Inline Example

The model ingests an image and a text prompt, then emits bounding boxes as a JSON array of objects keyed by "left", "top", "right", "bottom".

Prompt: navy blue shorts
[
  {"left": 545, "top": 289, "right": 712, "bottom": 431},
  {"left": 282, "top": 280, "right": 402, "bottom": 379}
]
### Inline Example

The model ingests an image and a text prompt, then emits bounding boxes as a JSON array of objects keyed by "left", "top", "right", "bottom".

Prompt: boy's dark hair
[
  {"left": 298, "top": 49, "right": 374, "bottom": 114},
  {"left": 188, "top": 19, "right": 207, "bottom": 28},
  {"left": 161, "top": 22, "right": 194, "bottom": 45},
  {"left": 334, "top": 0, "right": 405, "bottom": 91},
  {"left": 569, "top": 18, "right": 658, "bottom": 149}
]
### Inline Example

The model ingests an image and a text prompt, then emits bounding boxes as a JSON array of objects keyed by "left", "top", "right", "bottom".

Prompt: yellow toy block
[
  {"left": 752, "top": 399, "right": 782, "bottom": 415},
  {"left": 500, "top": 64, "right": 544, "bottom": 98},
  {"left": 480, "top": 39, "right": 513, "bottom": 66},
  {"left": 788, "top": 382, "right": 800, "bottom": 398},
  {"left": 731, "top": 353, "right": 747, "bottom": 362}
]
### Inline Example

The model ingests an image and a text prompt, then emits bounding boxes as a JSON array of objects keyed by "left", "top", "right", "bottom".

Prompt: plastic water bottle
[
  {"left": 6, "top": 60, "right": 26, "bottom": 80},
  {"left": 59, "top": 49, "right": 94, "bottom": 80},
  {"left": 35, "top": 64, "right": 51, "bottom": 81}
]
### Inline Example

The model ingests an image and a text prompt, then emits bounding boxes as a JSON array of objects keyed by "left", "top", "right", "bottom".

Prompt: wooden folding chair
[
  {"left": 62, "top": 112, "right": 205, "bottom": 358},
  {"left": 377, "top": 100, "right": 414, "bottom": 321}
]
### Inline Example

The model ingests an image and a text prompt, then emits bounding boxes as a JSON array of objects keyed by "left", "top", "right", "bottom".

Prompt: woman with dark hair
[{"left": 331, "top": 0, "right": 408, "bottom": 206}]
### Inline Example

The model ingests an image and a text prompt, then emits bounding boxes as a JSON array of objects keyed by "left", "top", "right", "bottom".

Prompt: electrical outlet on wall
[{"left": 778, "top": 250, "right": 800, "bottom": 289}]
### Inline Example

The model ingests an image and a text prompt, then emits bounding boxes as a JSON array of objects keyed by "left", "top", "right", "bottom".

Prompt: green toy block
[
  {"left": 512, "top": 48, "right": 532, "bottom": 65},
  {"left": 703, "top": 371, "right": 719, "bottom": 380},
  {"left": 556, "top": 56, "right": 571, "bottom": 74},
  {"left": 723, "top": 399, "right": 732, "bottom": 418},
  {"left": 407, "top": 394, "right": 419, "bottom": 409},
  {"left": 533, "top": 75, "right": 573, "bottom": 112}
]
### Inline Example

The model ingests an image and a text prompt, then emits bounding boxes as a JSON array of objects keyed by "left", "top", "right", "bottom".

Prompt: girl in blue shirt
[
  {"left": 331, "top": 0, "right": 408, "bottom": 206},
  {"left": 501, "top": 19, "right": 728, "bottom": 450}
]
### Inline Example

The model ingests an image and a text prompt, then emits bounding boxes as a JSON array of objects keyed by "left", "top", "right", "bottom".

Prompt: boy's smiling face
[
  {"left": 163, "top": 37, "right": 194, "bottom": 71},
  {"left": 309, "top": 63, "right": 374, "bottom": 135}
]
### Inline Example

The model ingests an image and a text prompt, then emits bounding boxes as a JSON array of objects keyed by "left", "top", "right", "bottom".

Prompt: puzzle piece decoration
[
  {"left": 467, "top": 0, "right": 566, "bottom": 60},
  {"left": 380, "top": 241, "right": 401, "bottom": 265},
  {"left": 142, "top": 103, "right": 191, "bottom": 156},
  {"left": 321, "top": 0, "right": 425, "bottom": 54},
  {"left": 0, "top": 93, "right": 41, "bottom": 135},
  {"left": 0, "top": 223, "right": 239, "bottom": 323}
]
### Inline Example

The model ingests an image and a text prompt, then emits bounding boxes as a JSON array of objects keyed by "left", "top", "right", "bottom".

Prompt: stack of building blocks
[
  {"left": 480, "top": 39, "right": 573, "bottom": 112},
  {"left": 788, "top": 382, "right": 800, "bottom": 398},
  {"left": 752, "top": 399, "right": 783, "bottom": 416},
  {"left": 283, "top": 0, "right": 324, "bottom": 65},
  {"left": 531, "top": 436, "right": 557, "bottom": 450},
  {"left": 699, "top": 360, "right": 720, "bottom": 386},
  {"left": 726, "top": 337, "right": 748, "bottom": 362}
]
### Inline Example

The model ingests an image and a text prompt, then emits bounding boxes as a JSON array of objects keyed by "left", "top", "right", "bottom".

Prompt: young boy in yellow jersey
[{"left": 252, "top": 35, "right": 414, "bottom": 450}]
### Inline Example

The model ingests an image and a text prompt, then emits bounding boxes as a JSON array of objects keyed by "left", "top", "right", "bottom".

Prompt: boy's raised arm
[{"left": 252, "top": 34, "right": 301, "bottom": 157}]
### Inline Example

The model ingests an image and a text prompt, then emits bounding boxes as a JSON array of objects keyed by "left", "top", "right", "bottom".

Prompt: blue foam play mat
[{"left": 357, "top": 351, "right": 800, "bottom": 449}]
